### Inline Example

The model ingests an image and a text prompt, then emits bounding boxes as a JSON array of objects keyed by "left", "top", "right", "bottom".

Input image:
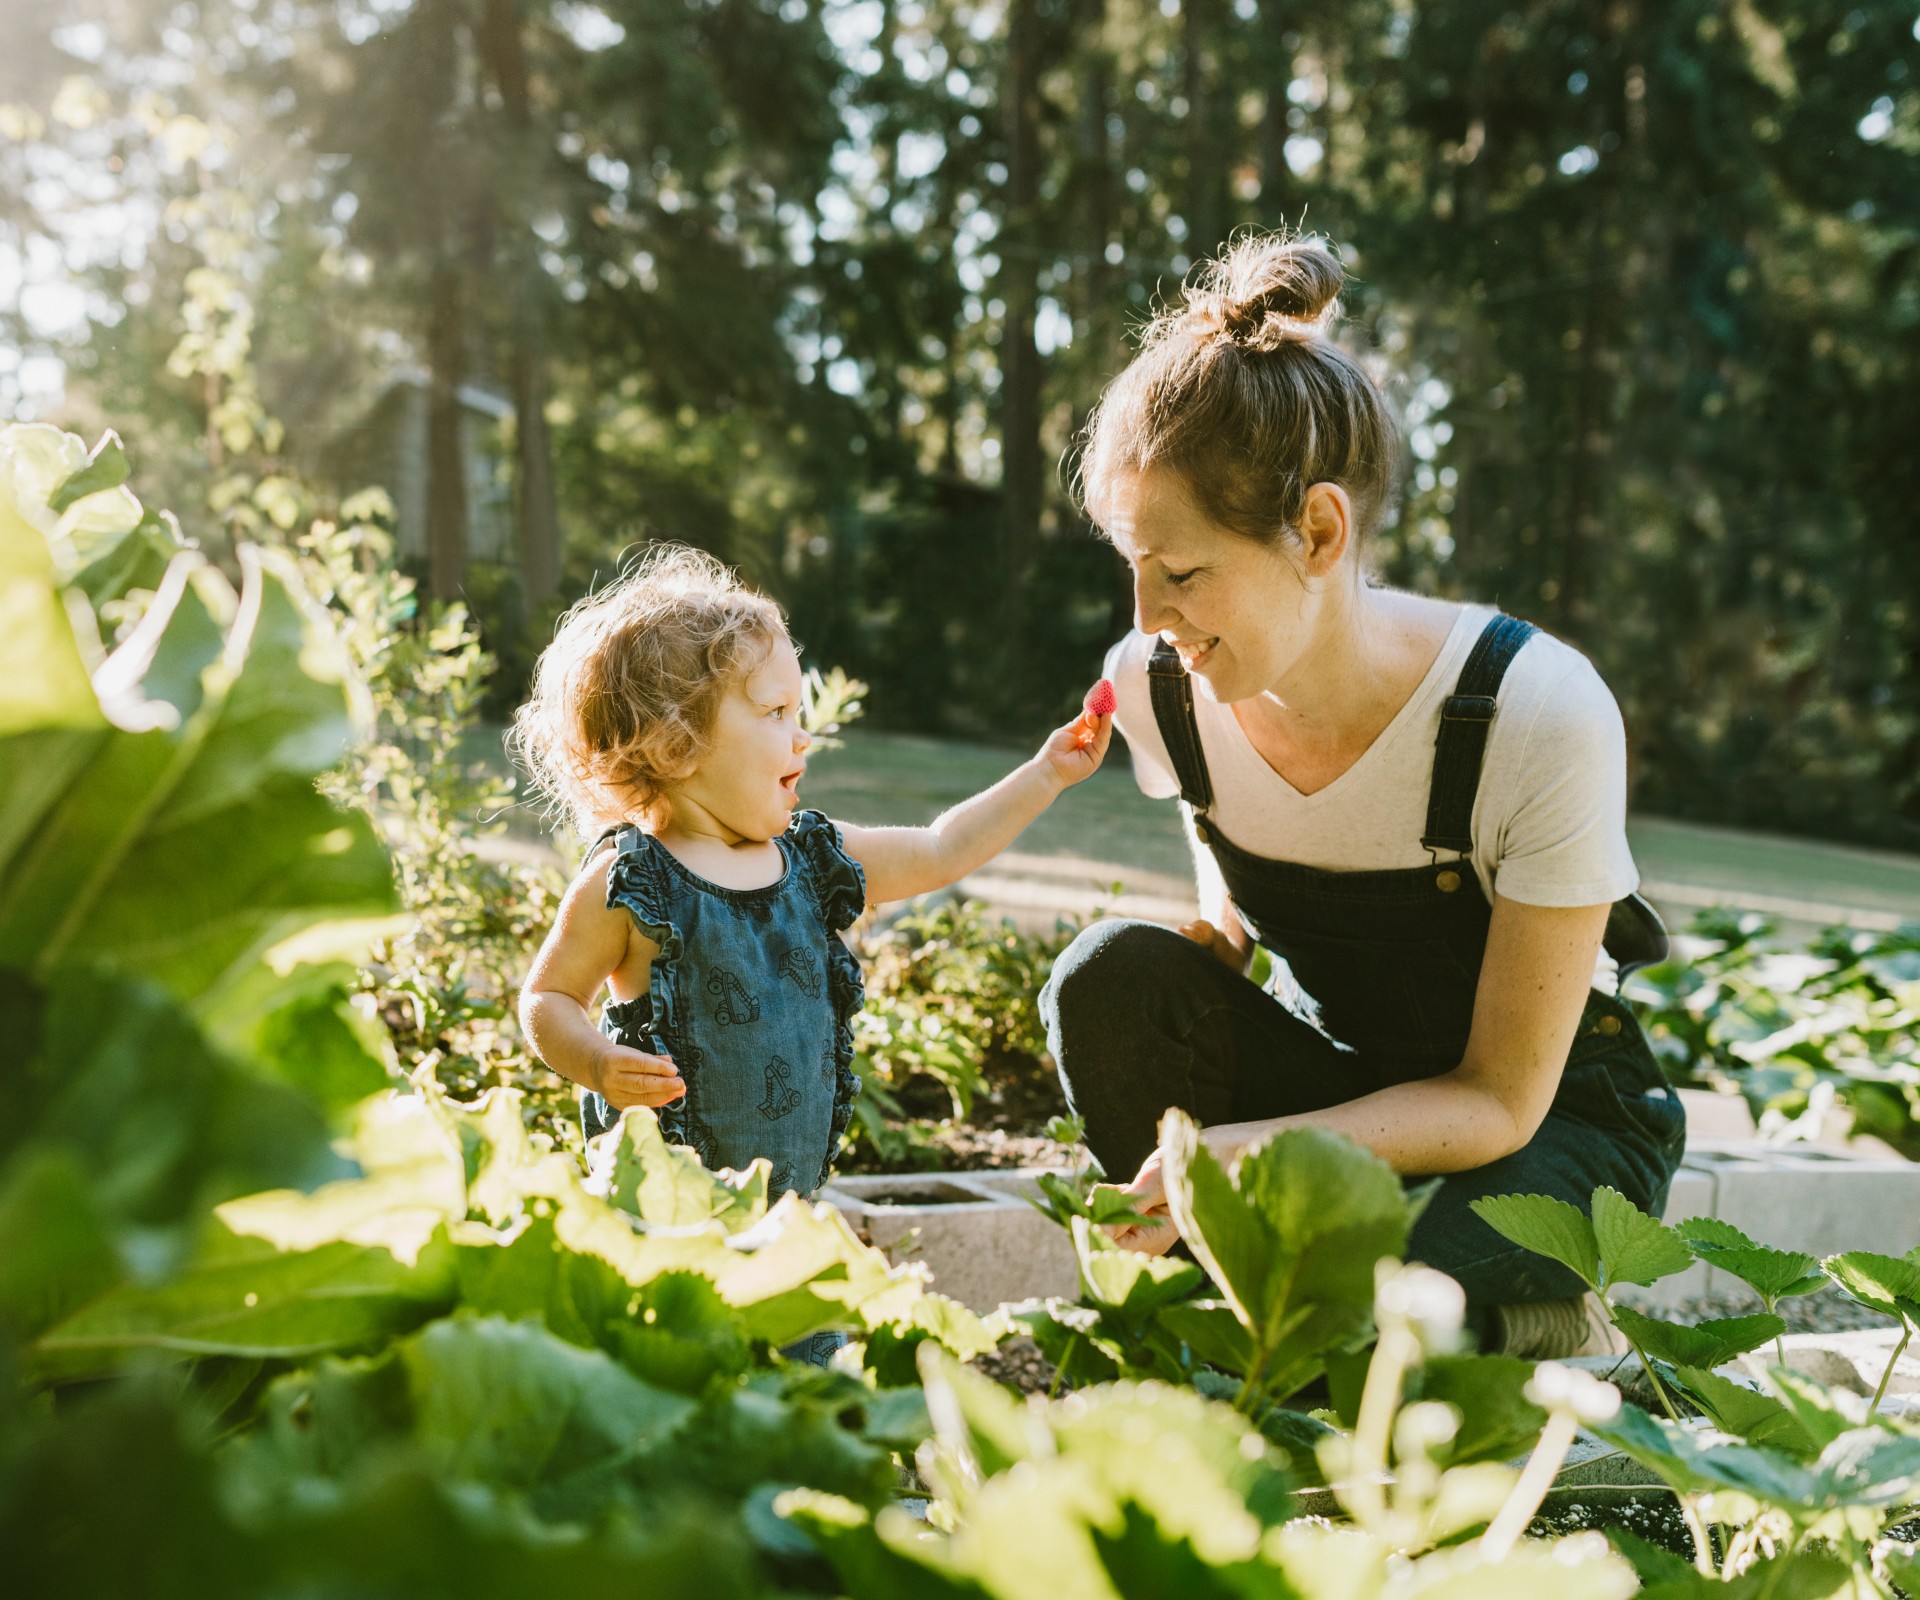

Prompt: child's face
[{"left": 669, "top": 633, "right": 811, "bottom": 843}]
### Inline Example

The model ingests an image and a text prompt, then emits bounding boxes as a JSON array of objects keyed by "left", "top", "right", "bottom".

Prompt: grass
[{"left": 476, "top": 723, "right": 1920, "bottom": 934}]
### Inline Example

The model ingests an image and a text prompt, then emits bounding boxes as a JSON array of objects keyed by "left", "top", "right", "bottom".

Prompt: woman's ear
[{"left": 1296, "top": 483, "right": 1354, "bottom": 577}]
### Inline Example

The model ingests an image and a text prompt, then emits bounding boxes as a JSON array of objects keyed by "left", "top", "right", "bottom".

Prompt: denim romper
[
  {"left": 579, "top": 809, "right": 866, "bottom": 1199},
  {"left": 1133, "top": 614, "right": 1687, "bottom": 1306}
]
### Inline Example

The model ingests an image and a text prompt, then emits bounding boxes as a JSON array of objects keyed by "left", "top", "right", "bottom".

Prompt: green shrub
[{"left": 1627, "top": 909, "right": 1920, "bottom": 1156}]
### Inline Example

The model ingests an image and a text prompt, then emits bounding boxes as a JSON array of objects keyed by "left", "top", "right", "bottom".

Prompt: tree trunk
[
  {"left": 426, "top": 261, "right": 470, "bottom": 601},
  {"left": 999, "top": 0, "right": 1044, "bottom": 606},
  {"left": 481, "top": 0, "right": 562, "bottom": 608}
]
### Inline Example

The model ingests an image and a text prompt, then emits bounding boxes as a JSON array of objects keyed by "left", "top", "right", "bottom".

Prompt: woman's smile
[{"left": 1166, "top": 633, "right": 1219, "bottom": 673}]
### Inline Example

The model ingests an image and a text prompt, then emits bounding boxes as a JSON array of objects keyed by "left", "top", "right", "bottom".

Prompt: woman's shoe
[{"left": 1492, "top": 1293, "right": 1629, "bottom": 1359}]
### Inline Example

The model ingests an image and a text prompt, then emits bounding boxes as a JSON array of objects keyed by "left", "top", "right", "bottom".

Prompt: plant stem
[
  {"left": 1232, "top": 1342, "right": 1273, "bottom": 1416},
  {"left": 1679, "top": 1495, "right": 1715, "bottom": 1576},
  {"left": 1481, "top": 1408, "right": 1577, "bottom": 1562},
  {"left": 1344, "top": 1325, "right": 1414, "bottom": 1534},
  {"left": 1616, "top": 1328, "right": 1684, "bottom": 1424},
  {"left": 1869, "top": 1322, "right": 1913, "bottom": 1414},
  {"left": 1047, "top": 1334, "right": 1079, "bottom": 1400}
]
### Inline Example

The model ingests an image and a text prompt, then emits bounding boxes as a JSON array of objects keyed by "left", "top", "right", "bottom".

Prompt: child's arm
[
  {"left": 837, "top": 701, "right": 1113, "bottom": 907},
  {"left": 520, "top": 855, "right": 686, "bottom": 1109}
]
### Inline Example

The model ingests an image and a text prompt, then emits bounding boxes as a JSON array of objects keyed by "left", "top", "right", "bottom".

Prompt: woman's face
[{"left": 1101, "top": 467, "right": 1339, "bottom": 704}]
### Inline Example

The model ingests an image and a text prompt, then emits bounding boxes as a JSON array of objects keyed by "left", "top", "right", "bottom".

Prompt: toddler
[{"left": 514, "top": 546, "right": 1111, "bottom": 1199}]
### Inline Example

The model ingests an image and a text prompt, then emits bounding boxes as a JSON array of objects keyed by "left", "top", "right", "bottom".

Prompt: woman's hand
[
  {"left": 1036, "top": 707, "right": 1114, "bottom": 789},
  {"left": 592, "top": 1038, "right": 687, "bottom": 1108},
  {"left": 1108, "top": 1148, "right": 1182, "bottom": 1256},
  {"left": 1178, "top": 917, "right": 1253, "bottom": 975}
]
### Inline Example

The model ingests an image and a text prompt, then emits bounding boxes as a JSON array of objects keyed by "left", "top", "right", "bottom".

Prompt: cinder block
[
  {"left": 821, "top": 1171, "right": 1080, "bottom": 1312},
  {"left": 1639, "top": 1165, "right": 1722, "bottom": 1308},
  {"left": 1687, "top": 1142, "right": 1920, "bottom": 1261}
]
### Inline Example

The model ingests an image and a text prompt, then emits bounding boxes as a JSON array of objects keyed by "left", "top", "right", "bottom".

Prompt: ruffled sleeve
[
  {"left": 597, "top": 828, "right": 701, "bottom": 1156},
  {"left": 787, "top": 810, "right": 867, "bottom": 1189},
  {"left": 601, "top": 827, "right": 682, "bottom": 961},
  {"left": 786, "top": 809, "right": 868, "bottom": 933}
]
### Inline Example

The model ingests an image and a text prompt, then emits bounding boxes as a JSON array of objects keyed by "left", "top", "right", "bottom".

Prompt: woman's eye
[{"left": 1166, "top": 568, "right": 1199, "bottom": 587}]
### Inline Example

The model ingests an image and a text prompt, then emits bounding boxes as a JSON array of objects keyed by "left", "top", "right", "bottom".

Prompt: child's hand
[
  {"left": 1038, "top": 685, "right": 1115, "bottom": 789},
  {"left": 592, "top": 1038, "right": 687, "bottom": 1108}
]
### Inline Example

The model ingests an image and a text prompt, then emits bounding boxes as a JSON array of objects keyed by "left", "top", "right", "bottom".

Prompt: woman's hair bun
[{"left": 1186, "top": 233, "right": 1345, "bottom": 351}]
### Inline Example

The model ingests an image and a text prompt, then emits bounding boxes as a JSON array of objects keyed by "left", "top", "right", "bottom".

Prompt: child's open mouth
[{"left": 778, "top": 768, "right": 804, "bottom": 799}]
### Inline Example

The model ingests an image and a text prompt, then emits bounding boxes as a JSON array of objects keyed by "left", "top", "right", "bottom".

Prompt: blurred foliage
[
  {"left": 297, "top": 498, "right": 580, "bottom": 1141},
  {"left": 2, "top": 0, "right": 1916, "bottom": 842},
  {"left": 1626, "top": 909, "right": 1920, "bottom": 1158},
  {"left": 0, "top": 419, "right": 1006, "bottom": 1595},
  {"left": 844, "top": 898, "right": 1080, "bottom": 1168}
]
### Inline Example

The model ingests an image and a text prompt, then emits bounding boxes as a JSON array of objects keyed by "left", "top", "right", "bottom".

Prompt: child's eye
[{"left": 768, "top": 706, "right": 785, "bottom": 721}]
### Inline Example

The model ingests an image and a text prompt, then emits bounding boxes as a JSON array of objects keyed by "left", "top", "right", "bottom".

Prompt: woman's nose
[{"left": 1133, "top": 574, "right": 1175, "bottom": 636}]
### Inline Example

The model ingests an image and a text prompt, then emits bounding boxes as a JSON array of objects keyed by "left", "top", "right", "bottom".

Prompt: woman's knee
[{"left": 1040, "top": 918, "right": 1203, "bottom": 1032}]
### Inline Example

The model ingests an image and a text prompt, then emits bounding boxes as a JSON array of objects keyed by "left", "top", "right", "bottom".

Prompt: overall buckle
[{"left": 1441, "top": 693, "right": 1498, "bottom": 723}]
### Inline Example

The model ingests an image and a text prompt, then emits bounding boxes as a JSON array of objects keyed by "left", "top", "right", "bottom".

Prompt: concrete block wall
[
  {"left": 1640, "top": 1140, "right": 1920, "bottom": 1309},
  {"left": 824, "top": 1139, "right": 1920, "bottom": 1316}
]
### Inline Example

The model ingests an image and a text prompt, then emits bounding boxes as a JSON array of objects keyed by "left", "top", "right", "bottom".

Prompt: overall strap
[
  {"left": 1421, "top": 614, "right": 1538, "bottom": 856},
  {"left": 585, "top": 822, "right": 646, "bottom": 869},
  {"left": 1146, "top": 637, "right": 1215, "bottom": 815}
]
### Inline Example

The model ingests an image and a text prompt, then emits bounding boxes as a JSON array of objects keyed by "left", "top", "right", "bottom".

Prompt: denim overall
[
  {"left": 580, "top": 809, "right": 866, "bottom": 1202},
  {"left": 1040, "top": 616, "right": 1685, "bottom": 1317}
]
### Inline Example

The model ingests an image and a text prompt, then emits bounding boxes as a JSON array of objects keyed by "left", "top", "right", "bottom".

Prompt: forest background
[{"left": 2, "top": 0, "right": 1917, "bottom": 850}]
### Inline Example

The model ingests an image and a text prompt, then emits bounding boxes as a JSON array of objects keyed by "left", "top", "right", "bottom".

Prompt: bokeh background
[{"left": 3, "top": 0, "right": 1917, "bottom": 845}]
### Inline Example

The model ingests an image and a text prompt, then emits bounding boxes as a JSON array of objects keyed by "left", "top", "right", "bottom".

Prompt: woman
[{"left": 1040, "top": 234, "right": 1685, "bottom": 1356}]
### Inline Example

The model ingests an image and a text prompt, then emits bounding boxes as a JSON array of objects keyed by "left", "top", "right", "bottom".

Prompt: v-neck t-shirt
[{"left": 1103, "top": 603, "right": 1640, "bottom": 910}]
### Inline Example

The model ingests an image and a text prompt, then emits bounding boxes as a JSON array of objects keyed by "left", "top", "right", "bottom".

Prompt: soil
[{"left": 838, "top": 1047, "right": 1072, "bottom": 1175}]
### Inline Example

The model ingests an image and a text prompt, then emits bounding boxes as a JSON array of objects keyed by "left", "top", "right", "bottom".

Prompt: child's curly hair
[{"left": 510, "top": 544, "right": 788, "bottom": 839}]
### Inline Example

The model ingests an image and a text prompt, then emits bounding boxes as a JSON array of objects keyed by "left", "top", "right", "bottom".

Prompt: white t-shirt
[{"left": 1104, "top": 603, "right": 1640, "bottom": 910}]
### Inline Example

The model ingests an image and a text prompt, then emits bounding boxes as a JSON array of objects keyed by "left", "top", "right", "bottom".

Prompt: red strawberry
[{"left": 1083, "top": 678, "right": 1117, "bottom": 719}]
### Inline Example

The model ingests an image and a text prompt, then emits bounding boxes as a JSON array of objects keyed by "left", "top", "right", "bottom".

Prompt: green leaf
[
  {"left": 1822, "top": 1250, "right": 1920, "bottom": 1328},
  {"left": 1090, "top": 1502, "right": 1304, "bottom": 1599},
  {"left": 0, "top": 1149, "right": 123, "bottom": 1341},
  {"left": 1610, "top": 1305, "right": 1785, "bottom": 1368},
  {"left": 1385, "top": 1535, "right": 1640, "bottom": 1599},
  {"left": 779, "top": 1490, "right": 994, "bottom": 1600},
  {"left": 1153, "top": 1300, "right": 1257, "bottom": 1376},
  {"left": 1072, "top": 1215, "right": 1204, "bottom": 1316},
  {"left": 30, "top": 1234, "right": 457, "bottom": 1383},
  {"left": 1663, "top": 1365, "right": 1815, "bottom": 1455},
  {"left": 1590, "top": 1187, "right": 1694, "bottom": 1289},
  {"left": 47, "top": 430, "right": 131, "bottom": 514},
  {"left": 1673, "top": 1216, "right": 1753, "bottom": 1251},
  {"left": 598, "top": 1107, "right": 768, "bottom": 1233},
  {"left": 1162, "top": 1114, "right": 1411, "bottom": 1400},
  {"left": 1638, "top": 1552, "right": 1857, "bottom": 1600},
  {"left": 1, "top": 968, "right": 344, "bottom": 1285},
  {"left": 214, "top": 1091, "right": 469, "bottom": 1266},
  {"left": 1673, "top": 1219, "right": 1824, "bottom": 1301},
  {"left": 0, "top": 548, "right": 396, "bottom": 997},
  {"left": 1413, "top": 1354, "right": 1549, "bottom": 1467},
  {"left": 1602, "top": 1527, "right": 1695, "bottom": 1589},
  {"left": 1468, "top": 1193, "right": 1600, "bottom": 1289},
  {"left": 1764, "top": 1369, "right": 1867, "bottom": 1457},
  {"left": 401, "top": 1316, "right": 696, "bottom": 1496},
  {"left": 1009, "top": 1299, "right": 1127, "bottom": 1388},
  {"left": 1697, "top": 1246, "right": 1825, "bottom": 1302}
]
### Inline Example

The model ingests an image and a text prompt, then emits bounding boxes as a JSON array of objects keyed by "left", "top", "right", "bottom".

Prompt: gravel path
[{"left": 1614, "top": 1283, "right": 1896, "bottom": 1335}]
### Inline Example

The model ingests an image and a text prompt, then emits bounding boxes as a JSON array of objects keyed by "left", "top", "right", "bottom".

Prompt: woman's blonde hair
[
  {"left": 509, "top": 544, "right": 788, "bottom": 838},
  {"left": 1076, "top": 231, "right": 1399, "bottom": 550}
]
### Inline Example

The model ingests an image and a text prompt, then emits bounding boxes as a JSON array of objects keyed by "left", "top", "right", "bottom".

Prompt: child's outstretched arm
[
  {"left": 837, "top": 688, "right": 1114, "bottom": 907},
  {"left": 520, "top": 855, "right": 686, "bottom": 1110}
]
